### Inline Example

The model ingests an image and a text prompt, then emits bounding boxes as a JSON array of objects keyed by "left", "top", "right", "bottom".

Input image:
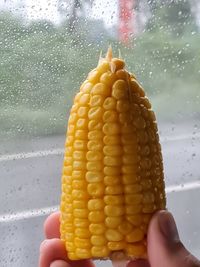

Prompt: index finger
[{"left": 44, "top": 211, "right": 60, "bottom": 239}]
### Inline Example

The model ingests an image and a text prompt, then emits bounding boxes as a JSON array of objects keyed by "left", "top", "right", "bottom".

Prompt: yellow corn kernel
[
  {"left": 104, "top": 166, "right": 121, "bottom": 176},
  {"left": 119, "top": 112, "right": 131, "bottom": 124},
  {"left": 103, "top": 122, "right": 121, "bottom": 135},
  {"left": 87, "top": 183, "right": 104, "bottom": 197},
  {"left": 86, "top": 171, "right": 103, "bottom": 183},
  {"left": 111, "top": 58, "right": 125, "bottom": 70},
  {"left": 121, "top": 135, "right": 137, "bottom": 145},
  {"left": 108, "top": 241, "right": 126, "bottom": 251},
  {"left": 87, "top": 161, "right": 103, "bottom": 171},
  {"left": 105, "top": 229, "right": 123, "bottom": 242},
  {"left": 126, "top": 204, "right": 142, "bottom": 215},
  {"left": 76, "top": 118, "right": 88, "bottom": 129},
  {"left": 126, "top": 243, "right": 146, "bottom": 257},
  {"left": 72, "top": 170, "right": 86, "bottom": 180},
  {"left": 75, "top": 130, "right": 88, "bottom": 140},
  {"left": 143, "top": 192, "right": 155, "bottom": 204},
  {"left": 87, "top": 140, "right": 103, "bottom": 151},
  {"left": 125, "top": 194, "right": 143, "bottom": 205},
  {"left": 73, "top": 209, "right": 88, "bottom": 219},
  {"left": 118, "top": 221, "right": 133, "bottom": 235},
  {"left": 124, "top": 184, "right": 142, "bottom": 194},
  {"left": 104, "top": 156, "right": 122, "bottom": 167},
  {"left": 105, "top": 217, "right": 122, "bottom": 228},
  {"left": 68, "top": 252, "right": 79, "bottom": 260},
  {"left": 103, "top": 97, "right": 117, "bottom": 110},
  {"left": 100, "top": 71, "right": 116, "bottom": 87},
  {"left": 104, "top": 205, "right": 124, "bottom": 216},
  {"left": 71, "top": 103, "right": 79, "bottom": 113},
  {"left": 63, "top": 166, "right": 72, "bottom": 176},
  {"left": 65, "top": 136, "right": 74, "bottom": 146},
  {"left": 88, "top": 69, "right": 100, "bottom": 83},
  {"left": 73, "top": 200, "right": 87, "bottom": 209},
  {"left": 75, "top": 228, "right": 91, "bottom": 239},
  {"left": 89, "top": 224, "right": 106, "bottom": 235},
  {"left": 73, "top": 151, "right": 86, "bottom": 161},
  {"left": 104, "top": 176, "right": 121, "bottom": 185},
  {"left": 90, "top": 95, "right": 105, "bottom": 107},
  {"left": 86, "top": 151, "right": 102, "bottom": 161},
  {"left": 122, "top": 175, "right": 140, "bottom": 185},
  {"left": 75, "top": 248, "right": 92, "bottom": 259},
  {"left": 74, "top": 237, "right": 91, "bottom": 248},
  {"left": 91, "top": 235, "right": 107, "bottom": 246},
  {"left": 103, "top": 110, "right": 118, "bottom": 122},
  {"left": 79, "top": 93, "right": 90, "bottom": 106},
  {"left": 121, "top": 123, "right": 135, "bottom": 135},
  {"left": 73, "top": 161, "right": 87, "bottom": 170},
  {"left": 97, "top": 60, "right": 110, "bottom": 73},
  {"left": 126, "top": 214, "right": 143, "bottom": 226},
  {"left": 112, "top": 80, "right": 128, "bottom": 99},
  {"left": 126, "top": 228, "right": 144, "bottom": 243},
  {"left": 116, "top": 100, "right": 130, "bottom": 112},
  {"left": 88, "top": 106, "right": 103, "bottom": 120},
  {"left": 67, "top": 125, "right": 75, "bottom": 135},
  {"left": 91, "top": 82, "right": 110, "bottom": 96},
  {"left": 88, "top": 130, "right": 104, "bottom": 140},
  {"left": 74, "top": 218, "right": 89, "bottom": 228},
  {"left": 88, "top": 120, "right": 103, "bottom": 130},
  {"left": 73, "top": 140, "right": 87, "bottom": 150},
  {"left": 122, "top": 154, "right": 139, "bottom": 165},
  {"left": 88, "top": 211, "right": 105, "bottom": 223},
  {"left": 80, "top": 82, "right": 93, "bottom": 93},
  {"left": 72, "top": 189, "right": 88, "bottom": 200},
  {"left": 143, "top": 204, "right": 156, "bottom": 213},
  {"left": 64, "top": 157, "right": 73, "bottom": 166},
  {"left": 122, "top": 165, "right": 137, "bottom": 174},
  {"left": 103, "top": 145, "right": 122, "bottom": 156},
  {"left": 104, "top": 195, "right": 124, "bottom": 205},
  {"left": 133, "top": 116, "right": 146, "bottom": 129},
  {"left": 91, "top": 246, "right": 110, "bottom": 258},
  {"left": 66, "top": 241, "right": 75, "bottom": 252},
  {"left": 88, "top": 199, "right": 104, "bottom": 211},
  {"left": 116, "top": 69, "right": 128, "bottom": 80},
  {"left": 103, "top": 135, "right": 121, "bottom": 145},
  {"left": 105, "top": 185, "right": 124, "bottom": 195}
]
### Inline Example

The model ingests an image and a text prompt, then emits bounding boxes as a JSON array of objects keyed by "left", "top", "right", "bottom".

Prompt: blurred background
[{"left": 0, "top": 0, "right": 200, "bottom": 266}]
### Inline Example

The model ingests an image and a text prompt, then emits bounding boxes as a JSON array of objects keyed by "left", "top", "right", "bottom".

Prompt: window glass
[{"left": 0, "top": 0, "right": 200, "bottom": 266}]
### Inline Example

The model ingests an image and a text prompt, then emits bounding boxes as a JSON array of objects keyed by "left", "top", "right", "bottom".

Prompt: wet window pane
[{"left": 0, "top": 0, "right": 200, "bottom": 266}]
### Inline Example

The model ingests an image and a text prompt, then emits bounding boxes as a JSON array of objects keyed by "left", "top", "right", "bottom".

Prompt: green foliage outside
[{"left": 0, "top": 6, "right": 199, "bottom": 138}]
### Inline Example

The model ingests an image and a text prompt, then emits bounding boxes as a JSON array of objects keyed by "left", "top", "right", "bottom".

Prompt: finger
[
  {"left": 39, "top": 238, "right": 95, "bottom": 267},
  {"left": 71, "top": 259, "right": 95, "bottom": 267},
  {"left": 147, "top": 210, "right": 200, "bottom": 267},
  {"left": 44, "top": 211, "right": 60, "bottom": 239},
  {"left": 39, "top": 239, "right": 68, "bottom": 267},
  {"left": 50, "top": 260, "right": 71, "bottom": 267},
  {"left": 127, "top": 259, "right": 150, "bottom": 267}
]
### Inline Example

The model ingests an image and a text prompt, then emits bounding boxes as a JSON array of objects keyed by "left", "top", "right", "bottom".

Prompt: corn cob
[{"left": 60, "top": 47, "right": 166, "bottom": 261}]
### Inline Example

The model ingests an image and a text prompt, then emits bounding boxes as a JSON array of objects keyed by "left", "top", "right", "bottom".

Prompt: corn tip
[{"left": 106, "top": 45, "right": 113, "bottom": 61}]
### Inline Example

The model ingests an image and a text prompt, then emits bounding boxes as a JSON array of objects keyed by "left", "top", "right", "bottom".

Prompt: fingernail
[
  {"left": 158, "top": 211, "right": 180, "bottom": 243},
  {"left": 50, "top": 260, "right": 69, "bottom": 267}
]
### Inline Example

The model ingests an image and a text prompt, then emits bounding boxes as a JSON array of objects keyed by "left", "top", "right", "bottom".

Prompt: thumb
[{"left": 147, "top": 210, "right": 200, "bottom": 267}]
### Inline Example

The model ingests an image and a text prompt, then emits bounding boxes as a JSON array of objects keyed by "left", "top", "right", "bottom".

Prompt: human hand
[{"left": 39, "top": 210, "right": 200, "bottom": 267}]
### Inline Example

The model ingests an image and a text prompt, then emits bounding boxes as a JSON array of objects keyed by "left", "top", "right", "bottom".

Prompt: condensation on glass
[{"left": 0, "top": 1, "right": 199, "bottom": 266}]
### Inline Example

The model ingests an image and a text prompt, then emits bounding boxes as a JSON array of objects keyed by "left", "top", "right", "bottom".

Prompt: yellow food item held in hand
[{"left": 60, "top": 47, "right": 166, "bottom": 261}]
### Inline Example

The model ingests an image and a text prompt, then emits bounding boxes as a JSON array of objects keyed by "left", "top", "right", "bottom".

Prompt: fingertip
[
  {"left": 44, "top": 211, "right": 60, "bottom": 239},
  {"left": 39, "top": 238, "right": 68, "bottom": 267},
  {"left": 50, "top": 260, "right": 71, "bottom": 267}
]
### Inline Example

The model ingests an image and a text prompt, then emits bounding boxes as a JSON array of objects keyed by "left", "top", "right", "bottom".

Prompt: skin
[{"left": 39, "top": 211, "right": 200, "bottom": 267}]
